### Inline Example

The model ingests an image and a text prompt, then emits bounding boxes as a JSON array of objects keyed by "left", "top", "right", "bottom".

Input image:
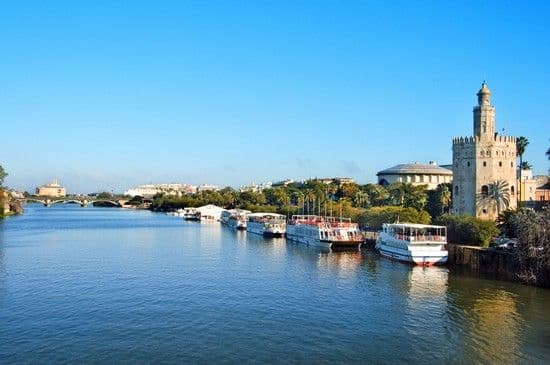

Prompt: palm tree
[
  {"left": 520, "top": 161, "right": 532, "bottom": 170},
  {"left": 477, "top": 180, "right": 511, "bottom": 218},
  {"left": 516, "top": 136, "right": 529, "bottom": 207},
  {"left": 352, "top": 191, "right": 369, "bottom": 208},
  {"left": 438, "top": 185, "right": 451, "bottom": 214}
]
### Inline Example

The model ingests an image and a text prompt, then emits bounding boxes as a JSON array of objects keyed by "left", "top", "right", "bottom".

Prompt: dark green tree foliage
[
  {"left": 435, "top": 214, "right": 499, "bottom": 247},
  {"left": 513, "top": 209, "right": 550, "bottom": 286},
  {"left": 357, "top": 206, "right": 431, "bottom": 230},
  {"left": 0, "top": 164, "right": 7, "bottom": 187},
  {"left": 427, "top": 183, "right": 452, "bottom": 219}
]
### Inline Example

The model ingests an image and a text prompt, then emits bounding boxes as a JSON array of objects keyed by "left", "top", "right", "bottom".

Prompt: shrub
[
  {"left": 435, "top": 214, "right": 499, "bottom": 247},
  {"left": 513, "top": 209, "right": 550, "bottom": 286}
]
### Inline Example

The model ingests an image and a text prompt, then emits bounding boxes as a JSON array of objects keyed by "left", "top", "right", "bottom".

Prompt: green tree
[
  {"left": 364, "top": 184, "right": 389, "bottom": 206},
  {"left": 516, "top": 136, "right": 529, "bottom": 207},
  {"left": 0, "top": 164, "right": 7, "bottom": 187},
  {"left": 477, "top": 180, "right": 511, "bottom": 218},
  {"left": 357, "top": 206, "right": 431, "bottom": 230},
  {"left": 352, "top": 190, "right": 370, "bottom": 208},
  {"left": 427, "top": 183, "right": 452, "bottom": 219},
  {"left": 97, "top": 191, "right": 113, "bottom": 199},
  {"left": 520, "top": 161, "right": 532, "bottom": 170},
  {"left": 435, "top": 214, "right": 499, "bottom": 247},
  {"left": 338, "top": 183, "right": 360, "bottom": 200},
  {"left": 513, "top": 209, "right": 550, "bottom": 286}
]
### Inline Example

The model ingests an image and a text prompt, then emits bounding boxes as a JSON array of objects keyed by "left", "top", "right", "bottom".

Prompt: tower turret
[{"left": 473, "top": 81, "right": 495, "bottom": 140}]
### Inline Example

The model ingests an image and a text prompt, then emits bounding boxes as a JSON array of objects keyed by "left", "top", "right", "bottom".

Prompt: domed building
[{"left": 376, "top": 161, "right": 453, "bottom": 190}]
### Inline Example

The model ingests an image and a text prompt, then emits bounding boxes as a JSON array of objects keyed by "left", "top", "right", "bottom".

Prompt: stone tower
[{"left": 452, "top": 82, "right": 517, "bottom": 220}]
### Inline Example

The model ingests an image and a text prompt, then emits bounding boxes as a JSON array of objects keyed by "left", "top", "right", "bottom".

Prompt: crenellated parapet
[
  {"left": 452, "top": 134, "right": 516, "bottom": 145},
  {"left": 452, "top": 136, "right": 478, "bottom": 145}
]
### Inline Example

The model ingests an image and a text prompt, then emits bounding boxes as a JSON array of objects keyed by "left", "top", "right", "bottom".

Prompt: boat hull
[
  {"left": 375, "top": 234, "right": 448, "bottom": 266},
  {"left": 247, "top": 221, "right": 286, "bottom": 237},
  {"left": 286, "top": 229, "right": 361, "bottom": 250}
]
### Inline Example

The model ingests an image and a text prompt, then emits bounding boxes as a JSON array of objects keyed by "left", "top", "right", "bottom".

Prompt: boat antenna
[{"left": 324, "top": 191, "right": 327, "bottom": 218}]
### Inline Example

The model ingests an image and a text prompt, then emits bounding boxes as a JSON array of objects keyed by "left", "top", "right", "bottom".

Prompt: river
[{"left": 0, "top": 205, "right": 548, "bottom": 363}]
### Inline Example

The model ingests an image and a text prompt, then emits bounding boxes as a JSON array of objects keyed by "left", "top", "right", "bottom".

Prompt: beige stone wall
[
  {"left": 36, "top": 186, "right": 66, "bottom": 197},
  {"left": 378, "top": 173, "right": 451, "bottom": 190}
]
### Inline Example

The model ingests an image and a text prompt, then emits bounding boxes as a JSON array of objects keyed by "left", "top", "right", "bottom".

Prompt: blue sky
[{"left": 1, "top": 1, "right": 549, "bottom": 193}]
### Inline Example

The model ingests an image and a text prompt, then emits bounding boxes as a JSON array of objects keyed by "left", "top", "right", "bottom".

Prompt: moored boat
[
  {"left": 182, "top": 207, "right": 200, "bottom": 221},
  {"left": 227, "top": 209, "right": 250, "bottom": 230},
  {"left": 375, "top": 223, "right": 448, "bottom": 266},
  {"left": 247, "top": 213, "right": 286, "bottom": 237},
  {"left": 286, "top": 215, "right": 363, "bottom": 249}
]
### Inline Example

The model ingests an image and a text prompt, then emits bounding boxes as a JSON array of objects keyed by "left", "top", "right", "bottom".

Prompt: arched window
[
  {"left": 483, "top": 161, "right": 487, "bottom": 167},
  {"left": 499, "top": 161, "right": 502, "bottom": 167},
  {"left": 481, "top": 185, "right": 488, "bottom": 197},
  {"left": 511, "top": 162, "right": 514, "bottom": 168},
  {"left": 511, "top": 186, "right": 515, "bottom": 195},
  {"left": 467, "top": 161, "right": 470, "bottom": 167}
]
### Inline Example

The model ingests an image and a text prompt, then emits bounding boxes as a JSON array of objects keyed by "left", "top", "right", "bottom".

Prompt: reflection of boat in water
[
  {"left": 247, "top": 213, "right": 286, "bottom": 237},
  {"left": 376, "top": 223, "right": 448, "bottom": 265},
  {"left": 286, "top": 215, "right": 363, "bottom": 249}
]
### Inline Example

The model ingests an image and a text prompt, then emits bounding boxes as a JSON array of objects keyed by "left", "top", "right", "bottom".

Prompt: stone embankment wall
[{"left": 447, "top": 244, "right": 519, "bottom": 282}]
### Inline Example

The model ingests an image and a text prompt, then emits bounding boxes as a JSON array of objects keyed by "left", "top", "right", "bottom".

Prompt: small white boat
[
  {"left": 182, "top": 207, "right": 200, "bottom": 221},
  {"left": 224, "top": 209, "right": 250, "bottom": 230},
  {"left": 375, "top": 223, "right": 448, "bottom": 266},
  {"left": 286, "top": 215, "right": 363, "bottom": 249},
  {"left": 247, "top": 213, "right": 286, "bottom": 237}
]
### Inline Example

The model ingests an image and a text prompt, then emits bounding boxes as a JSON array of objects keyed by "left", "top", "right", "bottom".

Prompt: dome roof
[
  {"left": 477, "top": 81, "right": 490, "bottom": 95},
  {"left": 377, "top": 162, "right": 453, "bottom": 176}
]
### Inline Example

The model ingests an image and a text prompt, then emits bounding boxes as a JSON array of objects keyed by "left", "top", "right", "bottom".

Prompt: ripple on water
[{"left": 0, "top": 205, "right": 549, "bottom": 363}]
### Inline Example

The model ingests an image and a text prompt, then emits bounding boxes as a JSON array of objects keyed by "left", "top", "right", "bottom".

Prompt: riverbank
[{"left": 447, "top": 244, "right": 550, "bottom": 288}]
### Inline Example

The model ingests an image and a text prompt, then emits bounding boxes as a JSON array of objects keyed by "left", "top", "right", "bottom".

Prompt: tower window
[
  {"left": 481, "top": 185, "right": 488, "bottom": 197},
  {"left": 467, "top": 161, "right": 470, "bottom": 167},
  {"left": 499, "top": 161, "right": 502, "bottom": 167},
  {"left": 511, "top": 186, "right": 515, "bottom": 195},
  {"left": 511, "top": 162, "right": 514, "bottom": 167},
  {"left": 483, "top": 161, "right": 487, "bottom": 167}
]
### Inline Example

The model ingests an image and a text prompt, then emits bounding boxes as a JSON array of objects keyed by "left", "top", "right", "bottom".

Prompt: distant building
[
  {"left": 310, "top": 177, "right": 356, "bottom": 186},
  {"left": 196, "top": 184, "right": 220, "bottom": 193},
  {"left": 271, "top": 179, "right": 295, "bottom": 187},
  {"left": 124, "top": 184, "right": 196, "bottom": 198},
  {"left": 518, "top": 169, "right": 538, "bottom": 208},
  {"left": 239, "top": 181, "right": 272, "bottom": 192},
  {"left": 452, "top": 82, "right": 517, "bottom": 220},
  {"left": 534, "top": 177, "right": 550, "bottom": 210},
  {"left": 36, "top": 180, "right": 66, "bottom": 197},
  {"left": 377, "top": 162, "right": 452, "bottom": 190}
]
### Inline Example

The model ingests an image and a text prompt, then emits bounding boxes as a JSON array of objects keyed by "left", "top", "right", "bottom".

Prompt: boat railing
[{"left": 392, "top": 233, "right": 446, "bottom": 242}]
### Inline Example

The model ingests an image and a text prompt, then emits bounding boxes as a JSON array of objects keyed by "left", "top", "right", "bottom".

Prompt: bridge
[{"left": 21, "top": 197, "right": 130, "bottom": 207}]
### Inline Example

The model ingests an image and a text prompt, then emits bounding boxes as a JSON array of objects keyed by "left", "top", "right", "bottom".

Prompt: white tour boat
[
  {"left": 182, "top": 207, "right": 200, "bottom": 221},
  {"left": 375, "top": 223, "right": 448, "bottom": 266},
  {"left": 286, "top": 215, "right": 363, "bottom": 249},
  {"left": 226, "top": 209, "right": 250, "bottom": 230},
  {"left": 246, "top": 213, "right": 286, "bottom": 237}
]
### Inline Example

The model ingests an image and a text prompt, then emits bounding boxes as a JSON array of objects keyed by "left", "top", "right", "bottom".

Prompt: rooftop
[{"left": 377, "top": 162, "right": 453, "bottom": 176}]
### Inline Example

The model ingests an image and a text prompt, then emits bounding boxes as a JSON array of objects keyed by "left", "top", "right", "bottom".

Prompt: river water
[{"left": 0, "top": 205, "right": 548, "bottom": 364}]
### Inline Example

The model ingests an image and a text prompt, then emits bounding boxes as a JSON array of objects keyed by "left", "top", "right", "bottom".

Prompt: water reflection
[{"left": 316, "top": 250, "right": 363, "bottom": 279}]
